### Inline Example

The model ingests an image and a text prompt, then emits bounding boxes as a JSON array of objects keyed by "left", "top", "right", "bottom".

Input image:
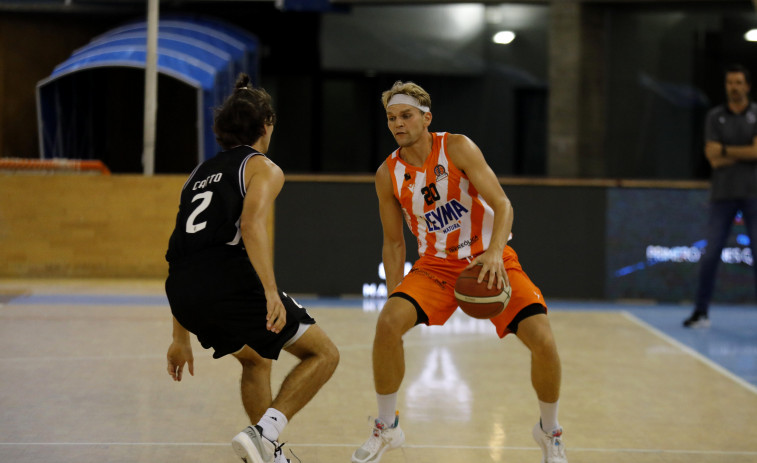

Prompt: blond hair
[{"left": 381, "top": 81, "right": 432, "bottom": 111}]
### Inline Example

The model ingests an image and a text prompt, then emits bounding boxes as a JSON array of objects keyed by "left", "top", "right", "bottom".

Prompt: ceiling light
[{"left": 492, "top": 30, "right": 516, "bottom": 45}]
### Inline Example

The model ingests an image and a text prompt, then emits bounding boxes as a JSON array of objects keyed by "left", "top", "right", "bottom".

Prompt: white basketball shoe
[
  {"left": 351, "top": 415, "right": 405, "bottom": 463},
  {"left": 232, "top": 425, "right": 275, "bottom": 463},
  {"left": 532, "top": 422, "right": 568, "bottom": 463}
]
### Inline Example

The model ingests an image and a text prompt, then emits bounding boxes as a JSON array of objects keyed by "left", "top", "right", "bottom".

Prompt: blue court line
[
  {"left": 547, "top": 301, "right": 757, "bottom": 389},
  {"left": 625, "top": 304, "right": 757, "bottom": 388}
]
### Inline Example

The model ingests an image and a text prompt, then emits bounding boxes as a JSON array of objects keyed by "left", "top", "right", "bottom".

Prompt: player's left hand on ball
[
  {"left": 500, "top": 271, "right": 511, "bottom": 292},
  {"left": 467, "top": 254, "right": 506, "bottom": 290},
  {"left": 484, "top": 266, "right": 507, "bottom": 290}
]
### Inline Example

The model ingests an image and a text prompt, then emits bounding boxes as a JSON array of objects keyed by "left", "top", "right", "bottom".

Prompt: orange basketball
[{"left": 454, "top": 265, "right": 511, "bottom": 319}]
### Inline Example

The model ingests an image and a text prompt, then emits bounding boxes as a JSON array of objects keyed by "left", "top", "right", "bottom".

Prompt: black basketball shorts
[{"left": 165, "top": 251, "right": 315, "bottom": 360}]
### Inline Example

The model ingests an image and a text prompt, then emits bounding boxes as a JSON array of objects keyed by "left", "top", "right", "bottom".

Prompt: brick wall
[{"left": 0, "top": 175, "right": 185, "bottom": 277}]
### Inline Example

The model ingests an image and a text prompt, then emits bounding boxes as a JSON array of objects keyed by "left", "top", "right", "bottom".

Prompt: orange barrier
[{"left": 0, "top": 158, "right": 111, "bottom": 175}]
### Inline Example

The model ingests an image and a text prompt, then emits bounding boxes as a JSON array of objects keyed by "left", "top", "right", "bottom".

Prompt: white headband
[{"left": 387, "top": 94, "right": 430, "bottom": 113}]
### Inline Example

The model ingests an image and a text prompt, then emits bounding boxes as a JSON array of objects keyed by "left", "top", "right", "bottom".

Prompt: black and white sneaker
[
  {"left": 274, "top": 442, "right": 301, "bottom": 463},
  {"left": 232, "top": 425, "right": 275, "bottom": 463},
  {"left": 683, "top": 312, "right": 710, "bottom": 328}
]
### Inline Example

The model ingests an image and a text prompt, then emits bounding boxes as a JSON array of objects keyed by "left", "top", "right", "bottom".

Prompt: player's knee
[
  {"left": 299, "top": 327, "right": 339, "bottom": 374},
  {"left": 376, "top": 304, "right": 416, "bottom": 338},
  {"left": 375, "top": 313, "right": 405, "bottom": 340},
  {"left": 529, "top": 334, "right": 559, "bottom": 359},
  {"left": 319, "top": 338, "right": 340, "bottom": 374}
]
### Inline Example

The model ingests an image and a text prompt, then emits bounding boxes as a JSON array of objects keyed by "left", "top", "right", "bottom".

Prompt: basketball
[{"left": 454, "top": 265, "right": 511, "bottom": 319}]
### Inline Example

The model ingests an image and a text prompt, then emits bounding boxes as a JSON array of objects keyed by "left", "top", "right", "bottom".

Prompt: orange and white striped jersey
[{"left": 386, "top": 132, "right": 495, "bottom": 261}]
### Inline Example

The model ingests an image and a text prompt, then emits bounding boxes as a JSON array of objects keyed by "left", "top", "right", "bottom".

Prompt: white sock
[
  {"left": 538, "top": 399, "right": 560, "bottom": 435},
  {"left": 257, "top": 408, "right": 288, "bottom": 442},
  {"left": 377, "top": 392, "right": 398, "bottom": 427}
]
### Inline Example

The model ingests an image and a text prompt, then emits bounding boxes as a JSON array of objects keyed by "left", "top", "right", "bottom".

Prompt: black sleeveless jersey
[{"left": 166, "top": 145, "right": 263, "bottom": 264}]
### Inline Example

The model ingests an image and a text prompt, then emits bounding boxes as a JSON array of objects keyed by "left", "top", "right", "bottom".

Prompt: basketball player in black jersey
[{"left": 164, "top": 73, "right": 339, "bottom": 463}]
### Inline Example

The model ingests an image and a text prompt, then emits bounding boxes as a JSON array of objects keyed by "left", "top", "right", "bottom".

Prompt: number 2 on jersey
[{"left": 185, "top": 191, "right": 213, "bottom": 233}]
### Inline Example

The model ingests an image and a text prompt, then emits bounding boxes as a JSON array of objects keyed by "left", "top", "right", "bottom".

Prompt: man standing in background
[{"left": 684, "top": 64, "right": 757, "bottom": 327}]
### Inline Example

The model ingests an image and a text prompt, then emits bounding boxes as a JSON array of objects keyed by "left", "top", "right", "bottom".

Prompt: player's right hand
[{"left": 265, "top": 294, "right": 287, "bottom": 333}]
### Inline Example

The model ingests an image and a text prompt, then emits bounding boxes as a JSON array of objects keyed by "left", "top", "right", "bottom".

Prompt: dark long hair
[{"left": 213, "top": 73, "right": 276, "bottom": 150}]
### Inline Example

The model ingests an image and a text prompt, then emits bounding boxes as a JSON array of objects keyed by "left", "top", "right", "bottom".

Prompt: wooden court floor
[{"left": 1, "top": 279, "right": 757, "bottom": 463}]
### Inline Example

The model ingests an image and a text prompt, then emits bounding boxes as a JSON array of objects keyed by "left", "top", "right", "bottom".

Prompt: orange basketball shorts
[{"left": 390, "top": 246, "right": 546, "bottom": 338}]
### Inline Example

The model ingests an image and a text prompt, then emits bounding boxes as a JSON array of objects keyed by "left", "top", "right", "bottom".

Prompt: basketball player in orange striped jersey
[{"left": 351, "top": 81, "right": 568, "bottom": 463}]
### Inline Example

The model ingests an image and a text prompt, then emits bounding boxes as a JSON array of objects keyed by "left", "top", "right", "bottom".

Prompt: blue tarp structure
[{"left": 36, "top": 15, "right": 260, "bottom": 165}]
